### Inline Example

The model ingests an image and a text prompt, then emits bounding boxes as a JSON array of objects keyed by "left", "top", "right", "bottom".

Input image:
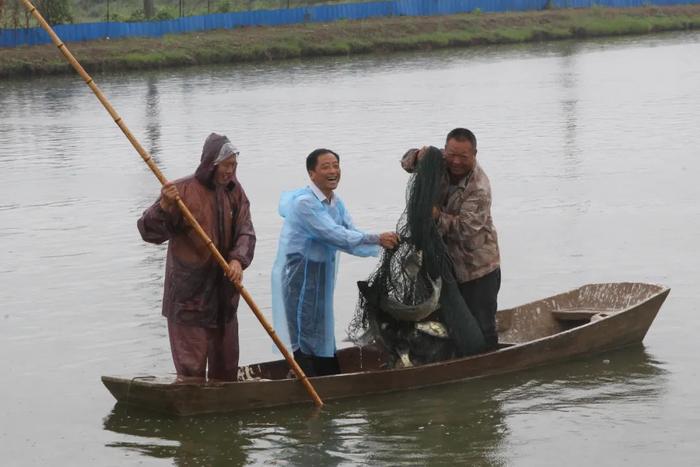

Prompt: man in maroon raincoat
[{"left": 138, "top": 133, "right": 256, "bottom": 381}]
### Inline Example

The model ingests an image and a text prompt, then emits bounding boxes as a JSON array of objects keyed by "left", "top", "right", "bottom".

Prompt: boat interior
[{"left": 238, "top": 282, "right": 665, "bottom": 382}]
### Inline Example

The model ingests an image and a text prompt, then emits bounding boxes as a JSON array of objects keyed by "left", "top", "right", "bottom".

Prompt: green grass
[{"left": 2, "top": 6, "right": 700, "bottom": 78}]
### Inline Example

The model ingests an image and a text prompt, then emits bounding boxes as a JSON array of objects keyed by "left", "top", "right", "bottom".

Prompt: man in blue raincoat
[{"left": 272, "top": 149, "right": 399, "bottom": 377}]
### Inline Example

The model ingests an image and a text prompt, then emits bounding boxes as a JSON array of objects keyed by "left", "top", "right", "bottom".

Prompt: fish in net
[{"left": 348, "top": 147, "right": 486, "bottom": 367}]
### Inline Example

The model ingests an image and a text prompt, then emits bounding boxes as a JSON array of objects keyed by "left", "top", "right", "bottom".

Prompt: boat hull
[{"left": 102, "top": 282, "right": 669, "bottom": 415}]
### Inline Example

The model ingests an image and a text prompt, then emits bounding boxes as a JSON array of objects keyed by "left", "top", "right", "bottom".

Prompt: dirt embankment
[{"left": 2, "top": 5, "right": 700, "bottom": 78}]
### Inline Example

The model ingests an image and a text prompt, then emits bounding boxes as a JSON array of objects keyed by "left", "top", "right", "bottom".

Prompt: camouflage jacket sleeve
[
  {"left": 435, "top": 186, "right": 492, "bottom": 248},
  {"left": 400, "top": 148, "right": 420, "bottom": 173}
]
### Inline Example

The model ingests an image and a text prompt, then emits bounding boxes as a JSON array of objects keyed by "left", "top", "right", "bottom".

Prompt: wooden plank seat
[{"left": 551, "top": 309, "right": 615, "bottom": 321}]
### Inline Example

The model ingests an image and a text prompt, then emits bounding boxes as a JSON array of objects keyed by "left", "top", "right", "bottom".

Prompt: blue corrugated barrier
[{"left": 1, "top": 0, "right": 698, "bottom": 48}]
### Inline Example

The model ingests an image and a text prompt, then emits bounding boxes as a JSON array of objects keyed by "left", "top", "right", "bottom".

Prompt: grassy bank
[{"left": 2, "top": 5, "right": 700, "bottom": 78}]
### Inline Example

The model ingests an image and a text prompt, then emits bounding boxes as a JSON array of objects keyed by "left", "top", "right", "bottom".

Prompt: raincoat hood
[
  {"left": 194, "top": 132, "right": 237, "bottom": 190},
  {"left": 278, "top": 189, "right": 301, "bottom": 219}
]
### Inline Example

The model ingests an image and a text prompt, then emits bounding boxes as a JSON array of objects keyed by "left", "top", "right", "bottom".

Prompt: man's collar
[
  {"left": 449, "top": 174, "right": 469, "bottom": 188},
  {"left": 309, "top": 183, "right": 336, "bottom": 206},
  {"left": 458, "top": 173, "right": 470, "bottom": 188},
  {"left": 450, "top": 165, "right": 476, "bottom": 188}
]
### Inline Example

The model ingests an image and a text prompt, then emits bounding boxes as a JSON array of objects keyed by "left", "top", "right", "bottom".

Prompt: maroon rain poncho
[{"left": 137, "top": 133, "right": 256, "bottom": 379}]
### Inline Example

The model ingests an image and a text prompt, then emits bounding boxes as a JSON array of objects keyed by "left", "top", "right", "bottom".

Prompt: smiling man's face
[
  {"left": 309, "top": 152, "right": 341, "bottom": 197},
  {"left": 444, "top": 138, "right": 477, "bottom": 181}
]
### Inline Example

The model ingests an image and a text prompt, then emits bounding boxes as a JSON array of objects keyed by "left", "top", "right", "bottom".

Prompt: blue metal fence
[{"left": 1, "top": 0, "right": 698, "bottom": 48}]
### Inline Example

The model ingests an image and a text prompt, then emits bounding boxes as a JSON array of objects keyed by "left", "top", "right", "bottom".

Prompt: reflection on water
[
  {"left": 558, "top": 43, "right": 581, "bottom": 169},
  {"left": 144, "top": 75, "right": 162, "bottom": 159},
  {"left": 103, "top": 346, "right": 665, "bottom": 465}
]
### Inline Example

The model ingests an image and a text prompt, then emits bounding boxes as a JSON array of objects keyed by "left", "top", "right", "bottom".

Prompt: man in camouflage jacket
[{"left": 401, "top": 128, "right": 501, "bottom": 350}]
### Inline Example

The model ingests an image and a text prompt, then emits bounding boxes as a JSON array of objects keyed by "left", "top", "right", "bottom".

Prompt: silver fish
[
  {"left": 415, "top": 321, "right": 449, "bottom": 339},
  {"left": 403, "top": 250, "right": 423, "bottom": 281},
  {"left": 380, "top": 276, "right": 442, "bottom": 322},
  {"left": 397, "top": 349, "right": 413, "bottom": 368}
]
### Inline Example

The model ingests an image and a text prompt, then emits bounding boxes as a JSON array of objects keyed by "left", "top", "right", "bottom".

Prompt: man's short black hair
[
  {"left": 306, "top": 148, "right": 340, "bottom": 172},
  {"left": 446, "top": 128, "right": 477, "bottom": 148}
]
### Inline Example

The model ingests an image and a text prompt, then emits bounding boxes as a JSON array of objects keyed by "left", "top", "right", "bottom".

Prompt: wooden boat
[{"left": 102, "top": 282, "right": 669, "bottom": 416}]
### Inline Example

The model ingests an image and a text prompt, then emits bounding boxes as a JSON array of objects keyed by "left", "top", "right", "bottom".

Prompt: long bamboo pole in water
[{"left": 19, "top": 0, "right": 324, "bottom": 408}]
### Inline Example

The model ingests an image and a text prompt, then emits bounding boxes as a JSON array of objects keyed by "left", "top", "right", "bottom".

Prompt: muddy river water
[{"left": 1, "top": 31, "right": 699, "bottom": 465}]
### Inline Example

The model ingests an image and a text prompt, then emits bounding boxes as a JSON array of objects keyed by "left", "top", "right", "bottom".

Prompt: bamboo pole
[{"left": 20, "top": 0, "right": 323, "bottom": 408}]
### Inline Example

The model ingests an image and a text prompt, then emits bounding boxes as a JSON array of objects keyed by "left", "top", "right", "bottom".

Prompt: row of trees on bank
[
  {"left": 1, "top": 0, "right": 297, "bottom": 28},
  {"left": 1, "top": 0, "right": 74, "bottom": 26}
]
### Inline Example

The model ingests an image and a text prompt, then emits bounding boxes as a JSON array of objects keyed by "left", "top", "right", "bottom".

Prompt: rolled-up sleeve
[{"left": 400, "top": 148, "right": 420, "bottom": 173}]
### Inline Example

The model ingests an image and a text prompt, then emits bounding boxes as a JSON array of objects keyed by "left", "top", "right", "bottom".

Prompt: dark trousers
[
  {"left": 458, "top": 267, "right": 501, "bottom": 350},
  {"left": 293, "top": 349, "right": 341, "bottom": 377}
]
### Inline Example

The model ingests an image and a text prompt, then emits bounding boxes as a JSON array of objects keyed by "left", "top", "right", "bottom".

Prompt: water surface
[{"left": 1, "top": 31, "right": 699, "bottom": 465}]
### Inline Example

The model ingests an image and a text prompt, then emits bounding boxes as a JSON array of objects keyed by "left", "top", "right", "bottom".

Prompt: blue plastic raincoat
[{"left": 271, "top": 186, "right": 380, "bottom": 357}]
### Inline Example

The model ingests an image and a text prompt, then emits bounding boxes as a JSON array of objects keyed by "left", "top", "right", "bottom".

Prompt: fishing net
[{"left": 348, "top": 147, "right": 485, "bottom": 367}]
